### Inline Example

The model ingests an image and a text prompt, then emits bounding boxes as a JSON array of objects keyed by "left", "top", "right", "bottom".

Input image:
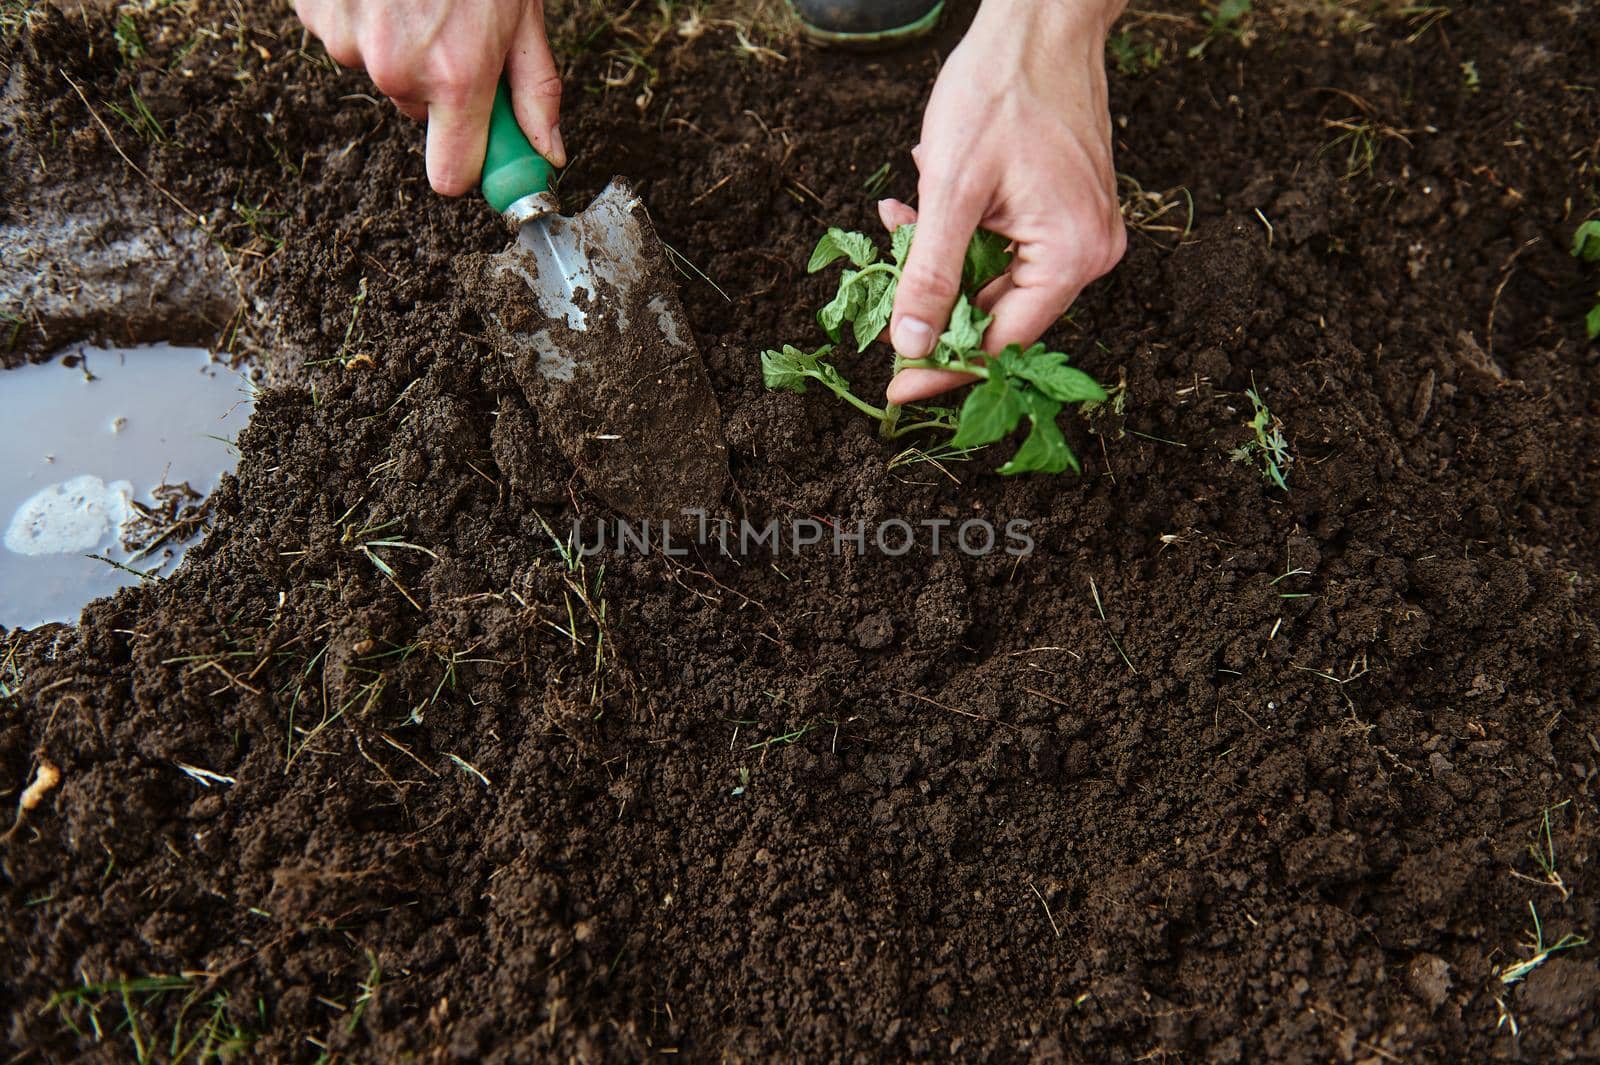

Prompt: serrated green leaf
[
  {"left": 818, "top": 270, "right": 865, "bottom": 342},
  {"left": 933, "top": 295, "right": 991, "bottom": 366},
  {"left": 851, "top": 271, "right": 896, "bottom": 352},
  {"left": 809, "top": 228, "right": 879, "bottom": 272},
  {"left": 1587, "top": 302, "right": 1600, "bottom": 340},
  {"left": 962, "top": 229, "right": 1012, "bottom": 291},
  {"left": 949, "top": 374, "right": 1025, "bottom": 449},
  {"left": 761, "top": 344, "right": 833, "bottom": 393},
  {"left": 1573, "top": 220, "right": 1600, "bottom": 264},
  {"left": 892, "top": 223, "right": 916, "bottom": 267},
  {"left": 998, "top": 394, "right": 1076, "bottom": 475},
  {"left": 1005, "top": 344, "right": 1108, "bottom": 404}
]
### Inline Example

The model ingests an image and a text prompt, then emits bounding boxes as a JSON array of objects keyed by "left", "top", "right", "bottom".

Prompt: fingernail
[
  {"left": 550, "top": 125, "right": 566, "bottom": 167},
  {"left": 892, "top": 317, "right": 934, "bottom": 360}
]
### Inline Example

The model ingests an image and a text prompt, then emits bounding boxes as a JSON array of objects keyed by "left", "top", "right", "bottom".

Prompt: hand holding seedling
[
  {"left": 292, "top": 0, "right": 566, "bottom": 195},
  {"left": 761, "top": 224, "right": 1108, "bottom": 474},
  {"left": 884, "top": 0, "right": 1128, "bottom": 404}
]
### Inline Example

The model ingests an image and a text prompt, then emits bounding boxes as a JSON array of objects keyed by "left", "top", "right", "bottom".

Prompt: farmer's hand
[
  {"left": 292, "top": 0, "right": 565, "bottom": 196},
  {"left": 882, "top": 0, "right": 1127, "bottom": 404}
]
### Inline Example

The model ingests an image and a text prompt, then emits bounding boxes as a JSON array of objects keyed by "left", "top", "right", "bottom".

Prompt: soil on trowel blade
[
  {"left": 455, "top": 187, "right": 729, "bottom": 521},
  {"left": 3, "top": 2, "right": 1600, "bottom": 1063}
]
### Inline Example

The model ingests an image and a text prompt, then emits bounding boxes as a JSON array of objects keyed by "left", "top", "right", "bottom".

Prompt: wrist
[{"left": 973, "top": 0, "right": 1125, "bottom": 41}]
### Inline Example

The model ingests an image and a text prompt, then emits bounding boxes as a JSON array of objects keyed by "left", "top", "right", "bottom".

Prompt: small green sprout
[
  {"left": 761, "top": 225, "right": 1107, "bottom": 475},
  {"left": 1109, "top": 31, "right": 1162, "bottom": 76},
  {"left": 1572, "top": 219, "right": 1600, "bottom": 340},
  {"left": 1188, "top": 0, "right": 1251, "bottom": 59},
  {"left": 1230, "top": 383, "right": 1292, "bottom": 489}
]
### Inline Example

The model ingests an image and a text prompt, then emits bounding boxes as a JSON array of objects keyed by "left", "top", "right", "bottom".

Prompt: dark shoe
[{"left": 787, "top": 0, "right": 945, "bottom": 47}]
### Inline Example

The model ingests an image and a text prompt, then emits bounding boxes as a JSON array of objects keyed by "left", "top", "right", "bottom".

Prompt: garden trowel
[{"left": 460, "top": 82, "right": 728, "bottom": 521}]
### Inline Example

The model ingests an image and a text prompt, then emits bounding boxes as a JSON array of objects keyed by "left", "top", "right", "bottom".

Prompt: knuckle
[
  {"left": 429, "top": 53, "right": 486, "bottom": 103},
  {"left": 364, "top": 54, "right": 412, "bottom": 97},
  {"left": 901, "top": 262, "right": 961, "bottom": 305},
  {"left": 524, "top": 71, "right": 563, "bottom": 102}
]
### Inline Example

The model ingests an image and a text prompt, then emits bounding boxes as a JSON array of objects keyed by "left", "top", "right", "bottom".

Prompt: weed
[
  {"left": 1498, "top": 901, "right": 1587, "bottom": 984},
  {"left": 1512, "top": 801, "right": 1573, "bottom": 900},
  {"left": 1571, "top": 219, "right": 1600, "bottom": 339},
  {"left": 861, "top": 162, "right": 893, "bottom": 197},
  {"left": 113, "top": 13, "right": 146, "bottom": 62},
  {"left": 1109, "top": 31, "right": 1162, "bottom": 76},
  {"left": 105, "top": 89, "right": 165, "bottom": 145},
  {"left": 1230, "top": 382, "right": 1292, "bottom": 490},
  {"left": 340, "top": 507, "right": 439, "bottom": 612},
  {"left": 1316, "top": 91, "right": 1413, "bottom": 181},
  {"left": 1, "top": 638, "right": 20, "bottom": 705},
  {"left": 746, "top": 721, "right": 817, "bottom": 753},
  {"left": 308, "top": 278, "right": 369, "bottom": 367},
  {"left": 345, "top": 951, "right": 382, "bottom": 1035},
  {"left": 534, "top": 514, "right": 615, "bottom": 708},
  {"left": 761, "top": 225, "right": 1106, "bottom": 474},
  {"left": 277, "top": 636, "right": 332, "bottom": 769},
  {"left": 47, "top": 976, "right": 257, "bottom": 1062},
  {"left": 1187, "top": 0, "right": 1251, "bottom": 59},
  {"left": 232, "top": 196, "right": 286, "bottom": 251}
]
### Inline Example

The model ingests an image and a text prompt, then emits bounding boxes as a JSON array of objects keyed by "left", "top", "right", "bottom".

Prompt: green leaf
[
  {"left": 1216, "top": 0, "right": 1251, "bottom": 22},
  {"left": 962, "top": 229, "right": 1012, "bottom": 291},
  {"left": 1005, "top": 344, "right": 1108, "bottom": 404},
  {"left": 933, "top": 295, "right": 992, "bottom": 366},
  {"left": 891, "top": 223, "right": 916, "bottom": 267},
  {"left": 1587, "top": 302, "right": 1600, "bottom": 340},
  {"left": 761, "top": 344, "right": 833, "bottom": 393},
  {"left": 818, "top": 270, "right": 865, "bottom": 342},
  {"left": 998, "top": 394, "right": 1076, "bottom": 475},
  {"left": 851, "top": 271, "right": 896, "bottom": 352},
  {"left": 809, "top": 228, "right": 879, "bottom": 272},
  {"left": 949, "top": 374, "right": 1025, "bottom": 449},
  {"left": 1573, "top": 220, "right": 1600, "bottom": 264}
]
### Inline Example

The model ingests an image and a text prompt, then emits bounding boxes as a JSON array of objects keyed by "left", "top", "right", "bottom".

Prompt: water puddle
[{"left": 1, "top": 344, "right": 254, "bottom": 630}]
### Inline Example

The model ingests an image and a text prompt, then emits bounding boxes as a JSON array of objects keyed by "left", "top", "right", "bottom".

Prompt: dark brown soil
[{"left": 4, "top": 2, "right": 1600, "bottom": 1061}]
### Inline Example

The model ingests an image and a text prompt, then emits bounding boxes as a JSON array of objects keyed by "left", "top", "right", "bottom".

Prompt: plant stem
[
  {"left": 853, "top": 262, "right": 900, "bottom": 283},
  {"left": 879, "top": 403, "right": 902, "bottom": 439},
  {"left": 890, "top": 419, "right": 955, "bottom": 438},
  {"left": 822, "top": 381, "right": 888, "bottom": 423}
]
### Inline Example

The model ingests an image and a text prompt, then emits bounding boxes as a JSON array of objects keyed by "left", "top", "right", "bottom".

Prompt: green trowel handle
[{"left": 481, "top": 78, "right": 553, "bottom": 213}]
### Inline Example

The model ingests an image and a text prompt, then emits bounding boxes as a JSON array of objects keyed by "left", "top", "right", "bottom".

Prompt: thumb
[
  {"left": 506, "top": 3, "right": 566, "bottom": 167},
  {"left": 889, "top": 183, "right": 982, "bottom": 360}
]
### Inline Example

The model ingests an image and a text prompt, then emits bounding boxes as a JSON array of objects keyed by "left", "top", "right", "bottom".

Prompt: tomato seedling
[
  {"left": 760, "top": 225, "right": 1107, "bottom": 475},
  {"left": 1573, "top": 219, "right": 1600, "bottom": 340}
]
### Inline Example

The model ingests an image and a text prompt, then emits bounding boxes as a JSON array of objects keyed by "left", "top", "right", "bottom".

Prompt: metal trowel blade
[{"left": 478, "top": 178, "right": 728, "bottom": 521}]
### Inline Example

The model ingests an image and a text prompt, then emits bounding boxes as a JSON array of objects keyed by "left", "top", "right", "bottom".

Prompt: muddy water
[{"left": 0, "top": 344, "right": 253, "bottom": 630}]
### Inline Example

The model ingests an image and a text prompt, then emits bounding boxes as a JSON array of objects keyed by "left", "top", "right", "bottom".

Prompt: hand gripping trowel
[{"left": 458, "top": 82, "right": 729, "bottom": 521}]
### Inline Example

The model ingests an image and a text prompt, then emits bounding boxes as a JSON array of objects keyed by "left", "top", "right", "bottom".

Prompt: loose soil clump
[{"left": 3, "top": 2, "right": 1599, "bottom": 1061}]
